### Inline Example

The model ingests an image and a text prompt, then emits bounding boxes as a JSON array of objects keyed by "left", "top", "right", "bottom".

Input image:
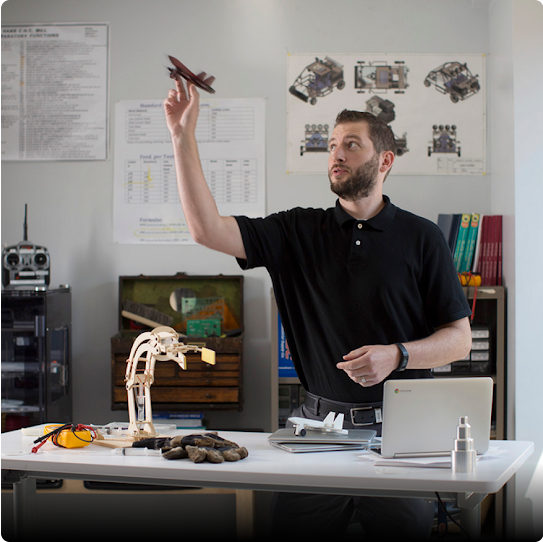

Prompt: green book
[
  {"left": 453, "top": 213, "right": 471, "bottom": 272},
  {"left": 459, "top": 213, "right": 480, "bottom": 273}
]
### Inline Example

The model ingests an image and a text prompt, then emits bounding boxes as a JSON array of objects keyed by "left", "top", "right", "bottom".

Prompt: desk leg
[
  {"left": 235, "top": 489, "right": 255, "bottom": 540},
  {"left": 458, "top": 493, "right": 484, "bottom": 540},
  {"left": 13, "top": 476, "right": 37, "bottom": 540},
  {"left": 460, "top": 505, "right": 481, "bottom": 539}
]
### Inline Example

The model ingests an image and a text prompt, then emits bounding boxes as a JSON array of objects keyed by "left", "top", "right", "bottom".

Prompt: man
[{"left": 164, "top": 78, "right": 472, "bottom": 539}]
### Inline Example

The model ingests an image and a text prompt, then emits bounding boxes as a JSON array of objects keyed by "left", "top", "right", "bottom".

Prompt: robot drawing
[
  {"left": 289, "top": 56, "right": 345, "bottom": 105},
  {"left": 355, "top": 61, "right": 408, "bottom": 93},
  {"left": 365, "top": 96, "right": 409, "bottom": 157},
  {"left": 300, "top": 124, "right": 330, "bottom": 156},
  {"left": 424, "top": 62, "right": 480, "bottom": 103},
  {"left": 428, "top": 124, "right": 461, "bottom": 157}
]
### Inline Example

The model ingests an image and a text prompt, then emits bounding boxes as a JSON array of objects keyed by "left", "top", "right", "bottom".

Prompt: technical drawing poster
[
  {"left": 113, "top": 98, "right": 265, "bottom": 244},
  {"left": 287, "top": 53, "right": 485, "bottom": 175},
  {"left": 1, "top": 24, "right": 109, "bottom": 161}
]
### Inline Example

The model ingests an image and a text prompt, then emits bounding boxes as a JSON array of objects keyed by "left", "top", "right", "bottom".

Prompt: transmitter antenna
[{"left": 23, "top": 204, "right": 28, "bottom": 241}]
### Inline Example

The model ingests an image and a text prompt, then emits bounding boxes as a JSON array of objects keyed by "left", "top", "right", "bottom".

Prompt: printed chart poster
[
  {"left": 1, "top": 24, "right": 109, "bottom": 161},
  {"left": 114, "top": 98, "right": 266, "bottom": 244},
  {"left": 287, "top": 53, "right": 485, "bottom": 176}
]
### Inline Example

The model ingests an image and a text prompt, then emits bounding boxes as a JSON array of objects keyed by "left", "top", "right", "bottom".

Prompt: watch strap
[{"left": 395, "top": 342, "right": 409, "bottom": 371}]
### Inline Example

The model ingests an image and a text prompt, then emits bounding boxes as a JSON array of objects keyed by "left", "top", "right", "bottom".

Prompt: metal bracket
[{"left": 1, "top": 470, "right": 27, "bottom": 485}]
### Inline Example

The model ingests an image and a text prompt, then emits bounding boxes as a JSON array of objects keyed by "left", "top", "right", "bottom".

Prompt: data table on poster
[
  {"left": 124, "top": 157, "right": 258, "bottom": 205},
  {"left": 114, "top": 98, "right": 265, "bottom": 244},
  {"left": 201, "top": 158, "right": 258, "bottom": 204},
  {"left": 196, "top": 107, "right": 255, "bottom": 142},
  {"left": 123, "top": 104, "right": 256, "bottom": 144}
]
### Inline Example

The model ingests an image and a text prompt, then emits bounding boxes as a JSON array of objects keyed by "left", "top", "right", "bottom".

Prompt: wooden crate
[{"left": 111, "top": 273, "right": 243, "bottom": 411}]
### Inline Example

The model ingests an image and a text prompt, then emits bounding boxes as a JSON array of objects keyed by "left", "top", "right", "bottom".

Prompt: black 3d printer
[{"left": 1, "top": 205, "right": 72, "bottom": 432}]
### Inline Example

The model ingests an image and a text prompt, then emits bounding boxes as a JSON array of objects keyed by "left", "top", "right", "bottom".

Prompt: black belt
[{"left": 304, "top": 391, "right": 383, "bottom": 426}]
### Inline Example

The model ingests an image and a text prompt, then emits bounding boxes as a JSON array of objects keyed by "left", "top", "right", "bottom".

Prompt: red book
[
  {"left": 489, "top": 215, "right": 499, "bottom": 286},
  {"left": 478, "top": 216, "right": 490, "bottom": 285}
]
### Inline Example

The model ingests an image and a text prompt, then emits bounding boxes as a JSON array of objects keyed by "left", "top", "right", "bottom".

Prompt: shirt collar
[{"left": 333, "top": 195, "right": 396, "bottom": 231}]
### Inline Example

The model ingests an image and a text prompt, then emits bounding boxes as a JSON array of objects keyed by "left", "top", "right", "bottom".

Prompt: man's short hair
[{"left": 334, "top": 109, "right": 397, "bottom": 156}]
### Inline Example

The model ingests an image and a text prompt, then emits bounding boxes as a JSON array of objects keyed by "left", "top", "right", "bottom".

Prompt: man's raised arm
[{"left": 164, "top": 77, "right": 246, "bottom": 259}]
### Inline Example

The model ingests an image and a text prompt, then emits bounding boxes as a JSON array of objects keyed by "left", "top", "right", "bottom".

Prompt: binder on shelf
[
  {"left": 476, "top": 215, "right": 491, "bottom": 285},
  {"left": 437, "top": 213, "right": 454, "bottom": 251},
  {"left": 439, "top": 212, "right": 502, "bottom": 285},
  {"left": 453, "top": 214, "right": 471, "bottom": 271},
  {"left": 459, "top": 213, "right": 480, "bottom": 273},
  {"left": 472, "top": 214, "right": 484, "bottom": 274},
  {"left": 449, "top": 214, "right": 462, "bottom": 254},
  {"left": 490, "top": 215, "right": 498, "bottom": 286},
  {"left": 437, "top": 213, "right": 462, "bottom": 254},
  {"left": 483, "top": 215, "right": 503, "bottom": 287}
]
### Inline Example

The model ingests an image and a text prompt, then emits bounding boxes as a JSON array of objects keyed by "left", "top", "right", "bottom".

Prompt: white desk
[{"left": 1, "top": 430, "right": 533, "bottom": 540}]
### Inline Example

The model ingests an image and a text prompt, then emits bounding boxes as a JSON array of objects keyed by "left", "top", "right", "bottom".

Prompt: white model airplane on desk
[{"left": 289, "top": 411, "right": 348, "bottom": 436}]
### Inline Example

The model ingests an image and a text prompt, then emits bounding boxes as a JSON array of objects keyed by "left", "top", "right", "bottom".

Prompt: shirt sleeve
[{"left": 233, "top": 213, "right": 288, "bottom": 272}]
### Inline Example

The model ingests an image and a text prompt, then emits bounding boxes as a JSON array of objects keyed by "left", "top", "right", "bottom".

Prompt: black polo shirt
[{"left": 235, "top": 196, "right": 471, "bottom": 403}]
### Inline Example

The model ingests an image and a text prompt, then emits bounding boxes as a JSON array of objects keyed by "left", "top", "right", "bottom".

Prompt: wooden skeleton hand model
[{"left": 124, "top": 326, "right": 215, "bottom": 439}]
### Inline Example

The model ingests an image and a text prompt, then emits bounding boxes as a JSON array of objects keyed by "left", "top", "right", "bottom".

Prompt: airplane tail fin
[
  {"left": 196, "top": 72, "right": 216, "bottom": 86},
  {"left": 333, "top": 412, "right": 345, "bottom": 429}
]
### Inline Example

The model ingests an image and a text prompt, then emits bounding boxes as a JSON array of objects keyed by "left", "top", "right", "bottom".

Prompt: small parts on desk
[
  {"left": 135, "top": 432, "right": 249, "bottom": 463},
  {"left": 32, "top": 423, "right": 97, "bottom": 453}
]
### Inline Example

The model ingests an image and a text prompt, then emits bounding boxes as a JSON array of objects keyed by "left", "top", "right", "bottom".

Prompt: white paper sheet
[
  {"left": 358, "top": 447, "right": 502, "bottom": 469},
  {"left": 1, "top": 23, "right": 109, "bottom": 161},
  {"left": 287, "top": 53, "right": 485, "bottom": 176},
  {"left": 113, "top": 98, "right": 266, "bottom": 244}
]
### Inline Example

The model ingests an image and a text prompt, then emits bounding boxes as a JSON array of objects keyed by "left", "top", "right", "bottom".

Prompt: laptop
[
  {"left": 268, "top": 428, "right": 377, "bottom": 453},
  {"left": 375, "top": 377, "right": 493, "bottom": 459}
]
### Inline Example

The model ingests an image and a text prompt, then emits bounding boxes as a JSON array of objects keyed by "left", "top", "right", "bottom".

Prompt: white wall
[
  {"left": 3, "top": 0, "right": 541, "bottom": 536},
  {"left": 510, "top": 1, "right": 543, "bottom": 539},
  {"left": 488, "top": 1, "right": 543, "bottom": 539},
  {"left": 1, "top": 0, "right": 493, "bottom": 430}
]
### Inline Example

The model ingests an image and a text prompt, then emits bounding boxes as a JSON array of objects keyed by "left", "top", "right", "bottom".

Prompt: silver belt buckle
[{"left": 350, "top": 406, "right": 383, "bottom": 426}]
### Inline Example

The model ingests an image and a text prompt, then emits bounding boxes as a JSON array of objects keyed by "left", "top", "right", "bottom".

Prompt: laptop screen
[{"left": 380, "top": 377, "right": 493, "bottom": 458}]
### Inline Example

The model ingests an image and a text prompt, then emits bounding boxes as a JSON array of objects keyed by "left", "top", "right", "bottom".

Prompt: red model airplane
[{"left": 168, "top": 55, "right": 216, "bottom": 94}]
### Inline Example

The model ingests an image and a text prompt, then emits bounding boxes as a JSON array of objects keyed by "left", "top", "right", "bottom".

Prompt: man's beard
[{"left": 328, "top": 152, "right": 380, "bottom": 201}]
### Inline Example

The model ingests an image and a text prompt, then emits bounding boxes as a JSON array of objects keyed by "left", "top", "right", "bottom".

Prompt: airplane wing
[
  {"left": 168, "top": 55, "right": 216, "bottom": 94},
  {"left": 288, "top": 417, "right": 322, "bottom": 428}
]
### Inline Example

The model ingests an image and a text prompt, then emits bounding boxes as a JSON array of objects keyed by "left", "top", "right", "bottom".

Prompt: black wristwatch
[{"left": 395, "top": 343, "right": 409, "bottom": 371}]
